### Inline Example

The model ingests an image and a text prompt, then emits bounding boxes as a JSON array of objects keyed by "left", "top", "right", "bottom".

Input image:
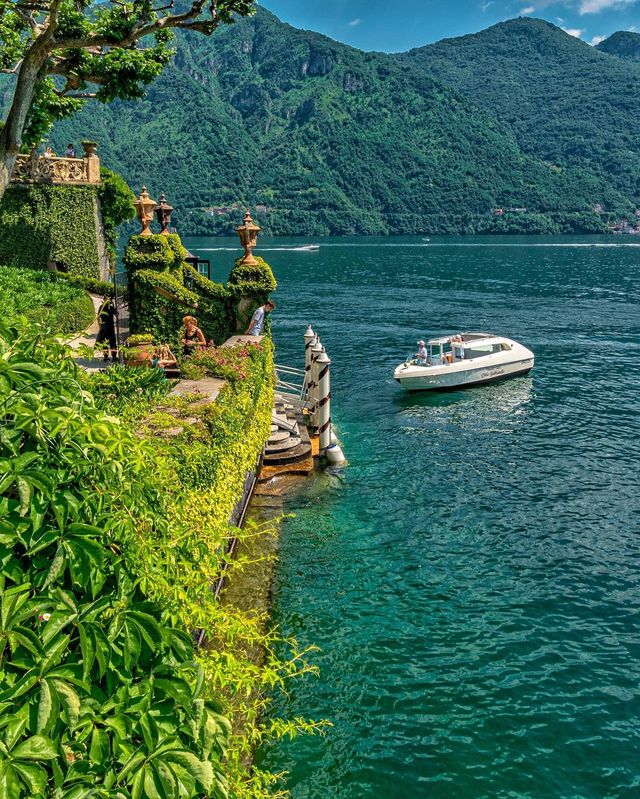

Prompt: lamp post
[
  {"left": 134, "top": 186, "right": 157, "bottom": 236},
  {"left": 154, "top": 193, "right": 174, "bottom": 234},
  {"left": 235, "top": 209, "right": 261, "bottom": 265}
]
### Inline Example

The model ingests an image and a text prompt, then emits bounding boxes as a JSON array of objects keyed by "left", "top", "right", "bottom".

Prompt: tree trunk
[{"left": 0, "top": 47, "right": 48, "bottom": 203}]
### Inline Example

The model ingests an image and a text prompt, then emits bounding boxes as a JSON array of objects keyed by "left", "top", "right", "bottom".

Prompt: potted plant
[{"left": 124, "top": 333, "right": 155, "bottom": 367}]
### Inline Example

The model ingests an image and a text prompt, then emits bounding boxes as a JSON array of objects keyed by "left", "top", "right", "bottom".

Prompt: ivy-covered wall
[
  {"left": 0, "top": 184, "right": 103, "bottom": 278},
  {"left": 125, "top": 234, "right": 277, "bottom": 345}
]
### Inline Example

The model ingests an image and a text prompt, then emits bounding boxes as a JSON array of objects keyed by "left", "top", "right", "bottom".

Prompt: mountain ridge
[
  {"left": 42, "top": 9, "right": 638, "bottom": 235},
  {"left": 397, "top": 17, "right": 640, "bottom": 203},
  {"left": 596, "top": 30, "right": 640, "bottom": 62}
]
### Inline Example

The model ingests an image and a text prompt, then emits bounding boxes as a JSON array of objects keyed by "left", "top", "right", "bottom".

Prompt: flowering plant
[{"left": 181, "top": 342, "right": 263, "bottom": 382}]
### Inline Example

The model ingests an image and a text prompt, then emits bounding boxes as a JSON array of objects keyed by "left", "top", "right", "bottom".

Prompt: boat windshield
[{"left": 465, "top": 342, "right": 503, "bottom": 359}]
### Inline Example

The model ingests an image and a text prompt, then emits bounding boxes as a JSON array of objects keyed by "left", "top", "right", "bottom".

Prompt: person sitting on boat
[{"left": 416, "top": 340, "right": 428, "bottom": 363}]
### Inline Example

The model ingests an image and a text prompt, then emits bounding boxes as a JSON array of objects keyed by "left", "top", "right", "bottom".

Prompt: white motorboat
[{"left": 394, "top": 332, "right": 534, "bottom": 391}]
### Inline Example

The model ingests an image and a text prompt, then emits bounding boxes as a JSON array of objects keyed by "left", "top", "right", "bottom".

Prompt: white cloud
[
  {"left": 579, "top": 0, "right": 638, "bottom": 14},
  {"left": 480, "top": 1, "right": 494, "bottom": 10},
  {"left": 629, "top": 24, "right": 638, "bottom": 29},
  {"left": 520, "top": 5, "right": 535, "bottom": 13},
  {"left": 348, "top": 18, "right": 361, "bottom": 27},
  {"left": 562, "top": 26, "right": 586, "bottom": 36},
  {"left": 590, "top": 33, "right": 607, "bottom": 43}
]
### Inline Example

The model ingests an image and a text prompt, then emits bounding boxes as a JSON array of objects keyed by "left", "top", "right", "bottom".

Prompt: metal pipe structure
[{"left": 309, "top": 337, "right": 323, "bottom": 434}]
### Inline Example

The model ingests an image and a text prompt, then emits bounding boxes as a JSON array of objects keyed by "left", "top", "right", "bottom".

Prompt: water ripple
[{"left": 218, "top": 235, "right": 640, "bottom": 799}]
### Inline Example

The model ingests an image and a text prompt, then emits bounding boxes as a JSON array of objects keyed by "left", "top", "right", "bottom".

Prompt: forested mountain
[
  {"left": 596, "top": 31, "right": 640, "bottom": 62},
  {"left": 399, "top": 18, "right": 640, "bottom": 205},
  {"left": 39, "top": 10, "right": 639, "bottom": 234}
]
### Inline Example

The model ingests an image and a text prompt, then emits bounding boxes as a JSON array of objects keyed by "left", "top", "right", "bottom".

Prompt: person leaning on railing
[{"left": 245, "top": 300, "right": 276, "bottom": 336}]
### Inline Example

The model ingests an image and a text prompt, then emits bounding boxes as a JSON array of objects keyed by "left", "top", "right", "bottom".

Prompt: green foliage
[
  {"left": 0, "top": 265, "right": 94, "bottom": 333},
  {"left": 127, "top": 333, "right": 155, "bottom": 346},
  {"left": 0, "top": 0, "right": 257, "bottom": 157},
  {"left": 130, "top": 269, "right": 200, "bottom": 345},
  {"left": 88, "top": 362, "right": 170, "bottom": 418},
  {"left": 596, "top": 30, "right": 640, "bottom": 61},
  {"left": 0, "top": 184, "right": 101, "bottom": 277},
  {"left": 100, "top": 335, "right": 321, "bottom": 797},
  {"left": 125, "top": 234, "right": 186, "bottom": 274},
  {"left": 125, "top": 235, "right": 273, "bottom": 346},
  {"left": 48, "top": 7, "right": 638, "bottom": 237},
  {"left": 228, "top": 257, "right": 277, "bottom": 298},
  {"left": 181, "top": 342, "right": 264, "bottom": 383},
  {"left": 0, "top": 319, "right": 232, "bottom": 798},
  {"left": 98, "top": 167, "right": 136, "bottom": 253},
  {"left": 58, "top": 272, "right": 115, "bottom": 298},
  {"left": 400, "top": 17, "right": 640, "bottom": 209}
]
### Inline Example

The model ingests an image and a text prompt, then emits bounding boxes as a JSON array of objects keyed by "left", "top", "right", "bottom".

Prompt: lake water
[{"left": 189, "top": 235, "right": 640, "bottom": 799}]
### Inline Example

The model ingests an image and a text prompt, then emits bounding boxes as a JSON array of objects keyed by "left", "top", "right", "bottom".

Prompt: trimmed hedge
[
  {"left": 125, "top": 233, "right": 186, "bottom": 274},
  {"left": 58, "top": 272, "right": 116, "bottom": 297},
  {"left": 125, "top": 235, "right": 277, "bottom": 346},
  {"left": 228, "top": 256, "right": 277, "bottom": 297},
  {"left": 0, "top": 184, "right": 101, "bottom": 278}
]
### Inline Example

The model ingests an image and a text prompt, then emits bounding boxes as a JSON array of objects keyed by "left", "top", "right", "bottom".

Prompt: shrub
[
  {"left": 88, "top": 362, "right": 170, "bottom": 418},
  {"left": 0, "top": 184, "right": 101, "bottom": 277},
  {"left": 0, "top": 319, "right": 231, "bottom": 799},
  {"left": 0, "top": 265, "right": 94, "bottom": 333},
  {"left": 228, "top": 256, "right": 277, "bottom": 297},
  {"left": 58, "top": 272, "right": 116, "bottom": 297},
  {"left": 181, "top": 342, "right": 263, "bottom": 383}
]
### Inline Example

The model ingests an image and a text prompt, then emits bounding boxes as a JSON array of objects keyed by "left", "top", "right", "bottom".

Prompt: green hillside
[
  {"left": 399, "top": 18, "right": 640, "bottom": 203},
  {"left": 596, "top": 31, "right": 640, "bottom": 62},
  {"left": 46, "top": 8, "right": 632, "bottom": 236}
]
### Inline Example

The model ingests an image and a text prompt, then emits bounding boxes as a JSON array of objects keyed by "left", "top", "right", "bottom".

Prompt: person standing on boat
[
  {"left": 452, "top": 335, "right": 465, "bottom": 361},
  {"left": 416, "top": 340, "right": 428, "bottom": 363},
  {"left": 245, "top": 300, "right": 275, "bottom": 336}
]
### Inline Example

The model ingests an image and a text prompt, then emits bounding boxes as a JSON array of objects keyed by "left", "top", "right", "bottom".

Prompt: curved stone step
[
  {"left": 269, "top": 430, "right": 291, "bottom": 444},
  {"left": 266, "top": 436, "right": 302, "bottom": 454},
  {"left": 263, "top": 441, "right": 312, "bottom": 466}
]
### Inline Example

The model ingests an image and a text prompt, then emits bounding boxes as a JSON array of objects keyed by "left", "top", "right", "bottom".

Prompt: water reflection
[{"left": 396, "top": 376, "right": 534, "bottom": 433}]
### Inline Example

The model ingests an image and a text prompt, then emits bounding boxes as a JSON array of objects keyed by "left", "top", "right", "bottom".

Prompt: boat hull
[{"left": 394, "top": 355, "right": 534, "bottom": 392}]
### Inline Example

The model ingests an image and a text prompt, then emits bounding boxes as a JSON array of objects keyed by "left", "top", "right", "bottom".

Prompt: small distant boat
[
  {"left": 394, "top": 332, "right": 534, "bottom": 391},
  {"left": 296, "top": 244, "right": 320, "bottom": 251}
]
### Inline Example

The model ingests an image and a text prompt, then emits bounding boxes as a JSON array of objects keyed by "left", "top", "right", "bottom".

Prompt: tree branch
[
  {"left": 53, "top": 89, "right": 96, "bottom": 99},
  {"left": 1, "top": 62, "right": 24, "bottom": 75},
  {"left": 50, "top": 0, "right": 218, "bottom": 51},
  {"left": 13, "top": 6, "right": 40, "bottom": 31}
]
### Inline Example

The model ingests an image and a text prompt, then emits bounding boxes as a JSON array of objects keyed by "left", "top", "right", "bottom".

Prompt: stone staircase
[{"left": 263, "top": 395, "right": 313, "bottom": 467}]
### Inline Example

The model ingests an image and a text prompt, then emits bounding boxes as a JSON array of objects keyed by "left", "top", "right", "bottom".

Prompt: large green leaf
[
  {"left": 36, "top": 680, "right": 55, "bottom": 735},
  {"left": 11, "top": 735, "right": 58, "bottom": 761},
  {"left": 11, "top": 762, "right": 47, "bottom": 796},
  {"left": 51, "top": 679, "right": 80, "bottom": 730}
]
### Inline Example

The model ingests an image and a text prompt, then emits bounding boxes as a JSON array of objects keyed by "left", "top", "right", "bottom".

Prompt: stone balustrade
[{"left": 11, "top": 142, "right": 101, "bottom": 186}]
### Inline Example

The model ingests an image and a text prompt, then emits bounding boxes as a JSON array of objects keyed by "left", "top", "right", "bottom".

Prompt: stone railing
[{"left": 11, "top": 142, "right": 101, "bottom": 186}]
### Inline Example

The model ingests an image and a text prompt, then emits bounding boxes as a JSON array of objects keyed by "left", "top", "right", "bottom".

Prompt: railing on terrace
[
  {"left": 11, "top": 142, "right": 101, "bottom": 186},
  {"left": 275, "top": 363, "right": 306, "bottom": 404}
]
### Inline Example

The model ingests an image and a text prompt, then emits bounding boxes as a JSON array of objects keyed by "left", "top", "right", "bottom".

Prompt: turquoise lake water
[{"left": 189, "top": 235, "right": 640, "bottom": 799}]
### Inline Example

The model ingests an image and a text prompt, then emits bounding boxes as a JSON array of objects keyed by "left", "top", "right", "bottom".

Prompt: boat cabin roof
[{"left": 426, "top": 332, "right": 503, "bottom": 347}]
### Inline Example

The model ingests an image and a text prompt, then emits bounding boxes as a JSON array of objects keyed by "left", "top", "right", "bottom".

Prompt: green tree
[{"left": 0, "top": 0, "right": 255, "bottom": 200}]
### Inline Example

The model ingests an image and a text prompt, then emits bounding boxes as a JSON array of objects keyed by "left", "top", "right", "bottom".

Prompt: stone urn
[{"left": 124, "top": 334, "right": 155, "bottom": 367}]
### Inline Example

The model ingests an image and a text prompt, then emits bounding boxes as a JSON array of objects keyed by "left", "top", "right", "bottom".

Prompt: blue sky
[{"left": 262, "top": 0, "right": 640, "bottom": 51}]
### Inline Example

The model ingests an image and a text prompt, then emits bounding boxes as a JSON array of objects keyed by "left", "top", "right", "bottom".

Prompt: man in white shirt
[
  {"left": 416, "top": 340, "right": 428, "bottom": 362},
  {"left": 245, "top": 300, "right": 276, "bottom": 336}
]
